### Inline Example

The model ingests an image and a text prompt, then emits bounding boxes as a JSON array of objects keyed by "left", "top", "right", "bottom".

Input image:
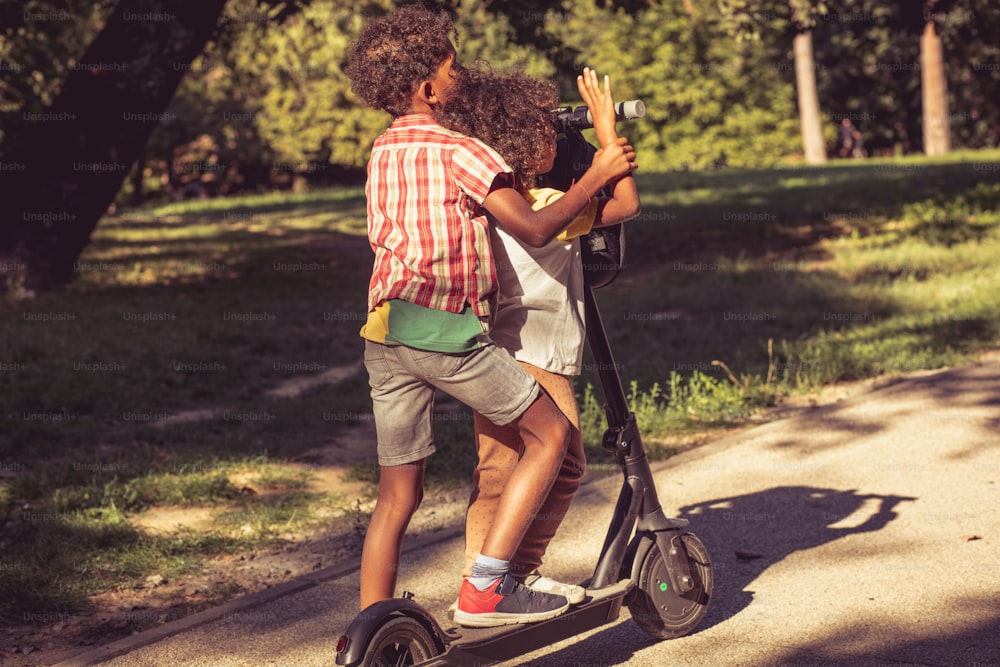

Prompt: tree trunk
[
  {"left": 0, "top": 0, "right": 228, "bottom": 293},
  {"left": 920, "top": 20, "right": 951, "bottom": 156},
  {"left": 793, "top": 29, "right": 827, "bottom": 165}
]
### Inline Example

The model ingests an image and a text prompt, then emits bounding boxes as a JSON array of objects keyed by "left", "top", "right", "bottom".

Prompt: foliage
[
  {"left": 227, "top": 0, "right": 555, "bottom": 171},
  {"left": 901, "top": 181, "right": 1000, "bottom": 245},
  {"left": 140, "top": 0, "right": 299, "bottom": 201},
  {"left": 5, "top": 0, "right": 998, "bottom": 187},
  {"left": 810, "top": 0, "right": 1000, "bottom": 155},
  {"left": 579, "top": 371, "right": 776, "bottom": 458},
  {"left": 227, "top": 0, "right": 391, "bottom": 169},
  {"left": 0, "top": 0, "right": 116, "bottom": 150},
  {"left": 543, "top": 2, "right": 801, "bottom": 169}
]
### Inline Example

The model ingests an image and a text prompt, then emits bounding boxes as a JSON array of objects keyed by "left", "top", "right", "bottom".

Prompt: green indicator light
[{"left": 659, "top": 582, "right": 668, "bottom": 592}]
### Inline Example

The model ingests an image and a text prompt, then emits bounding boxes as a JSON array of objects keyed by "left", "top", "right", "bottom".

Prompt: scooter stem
[
  {"left": 584, "top": 285, "right": 690, "bottom": 590},
  {"left": 582, "top": 286, "right": 630, "bottom": 429}
]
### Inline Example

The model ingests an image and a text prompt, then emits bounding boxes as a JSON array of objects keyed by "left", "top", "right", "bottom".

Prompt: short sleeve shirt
[
  {"left": 365, "top": 113, "right": 512, "bottom": 318},
  {"left": 488, "top": 188, "right": 599, "bottom": 376}
]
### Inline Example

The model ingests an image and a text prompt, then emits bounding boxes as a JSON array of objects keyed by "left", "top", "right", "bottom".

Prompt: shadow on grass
[
  {"left": 1, "top": 513, "right": 159, "bottom": 622},
  {"left": 111, "top": 188, "right": 367, "bottom": 222},
  {"left": 6, "top": 156, "right": 996, "bottom": 481},
  {"left": 581, "top": 163, "right": 999, "bottom": 391},
  {"left": 585, "top": 262, "right": 898, "bottom": 390},
  {"left": 0, "top": 482, "right": 332, "bottom": 625},
  {"left": 627, "top": 160, "right": 997, "bottom": 265},
  {"left": 83, "top": 219, "right": 370, "bottom": 277}
]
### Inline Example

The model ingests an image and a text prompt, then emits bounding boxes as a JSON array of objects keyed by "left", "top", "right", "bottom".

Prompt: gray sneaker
[
  {"left": 521, "top": 573, "right": 586, "bottom": 604},
  {"left": 453, "top": 573, "right": 569, "bottom": 628},
  {"left": 447, "top": 573, "right": 586, "bottom": 619}
]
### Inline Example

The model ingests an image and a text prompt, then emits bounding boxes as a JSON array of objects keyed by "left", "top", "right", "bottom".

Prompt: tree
[
  {"left": 1, "top": 0, "right": 229, "bottom": 292},
  {"left": 136, "top": 0, "right": 558, "bottom": 200},
  {"left": 0, "top": 1, "right": 119, "bottom": 152},
  {"left": 789, "top": 1, "right": 827, "bottom": 164},
  {"left": 808, "top": 0, "right": 997, "bottom": 156},
  {"left": 244, "top": 0, "right": 555, "bottom": 172},
  {"left": 142, "top": 1, "right": 295, "bottom": 200},
  {"left": 593, "top": 0, "right": 798, "bottom": 168},
  {"left": 920, "top": 0, "right": 950, "bottom": 155},
  {"left": 715, "top": 0, "right": 829, "bottom": 164}
]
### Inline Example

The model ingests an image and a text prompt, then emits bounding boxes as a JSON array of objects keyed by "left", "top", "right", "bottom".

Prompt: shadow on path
[
  {"left": 508, "top": 485, "right": 915, "bottom": 666},
  {"left": 677, "top": 485, "right": 915, "bottom": 631}
]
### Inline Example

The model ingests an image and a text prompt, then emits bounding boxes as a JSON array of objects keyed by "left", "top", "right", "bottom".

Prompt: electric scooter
[{"left": 335, "top": 102, "right": 713, "bottom": 667}]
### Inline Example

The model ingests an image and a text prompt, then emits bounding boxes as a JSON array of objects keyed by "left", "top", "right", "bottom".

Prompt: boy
[{"left": 345, "top": 5, "right": 636, "bottom": 627}]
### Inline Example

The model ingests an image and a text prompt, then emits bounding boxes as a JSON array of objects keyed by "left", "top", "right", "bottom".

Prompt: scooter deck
[{"left": 418, "top": 578, "right": 635, "bottom": 667}]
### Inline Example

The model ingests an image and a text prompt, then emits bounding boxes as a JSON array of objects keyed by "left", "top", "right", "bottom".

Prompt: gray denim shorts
[{"left": 364, "top": 340, "right": 539, "bottom": 467}]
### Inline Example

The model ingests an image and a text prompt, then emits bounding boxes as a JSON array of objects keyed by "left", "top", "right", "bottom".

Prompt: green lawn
[{"left": 1, "top": 149, "right": 998, "bottom": 623}]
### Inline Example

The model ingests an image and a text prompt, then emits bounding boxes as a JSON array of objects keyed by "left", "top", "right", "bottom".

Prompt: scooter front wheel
[
  {"left": 361, "top": 615, "right": 440, "bottom": 667},
  {"left": 629, "top": 532, "right": 713, "bottom": 639}
]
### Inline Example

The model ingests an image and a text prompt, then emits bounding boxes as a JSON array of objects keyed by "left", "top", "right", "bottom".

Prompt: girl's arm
[
  {"left": 578, "top": 67, "right": 641, "bottom": 226},
  {"left": 483, "top": 136, "right": 636, "bottom": 247}
]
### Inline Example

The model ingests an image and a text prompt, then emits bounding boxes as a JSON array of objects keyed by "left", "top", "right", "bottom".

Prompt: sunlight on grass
[
  {"left": 582, "top": 154, "right": 1000, "bottom": 441},
  {"left": 0, "top": 455, "right": 361, "bottom": 621},
  {"left": 144, "top": 186, "right": 367, "bottom": 216}
]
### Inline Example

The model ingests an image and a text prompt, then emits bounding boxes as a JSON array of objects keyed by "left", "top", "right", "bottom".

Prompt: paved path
[{"left": 58, "top": 354, "right": 1000, "bottom": 666}]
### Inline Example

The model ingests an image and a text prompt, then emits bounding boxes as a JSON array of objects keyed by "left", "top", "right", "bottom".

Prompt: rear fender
[{"left": 336, "top": 597, "right": 449, "bottom": 666}]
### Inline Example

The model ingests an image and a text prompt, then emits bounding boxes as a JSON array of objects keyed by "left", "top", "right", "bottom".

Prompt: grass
[
  {"left": 574, "top": 150, "right": 1000, "bottom": 469},
  {"left": 1, "top": 149, "right": 999, "bottom": 627}
]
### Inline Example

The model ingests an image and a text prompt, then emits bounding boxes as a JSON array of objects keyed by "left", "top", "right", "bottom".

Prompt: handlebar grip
[{"left": 586, "top": 100, "right": 646, "bottom": 125}]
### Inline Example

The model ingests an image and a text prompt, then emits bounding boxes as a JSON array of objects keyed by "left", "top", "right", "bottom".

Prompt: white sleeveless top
[{"left": 488, "top": 188, "right": 599, "bottom": 376}]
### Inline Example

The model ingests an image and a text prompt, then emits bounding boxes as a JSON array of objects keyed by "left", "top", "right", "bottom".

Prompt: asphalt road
[{"left": 57, "top": 353, "right": 1000, "bottom": 667}]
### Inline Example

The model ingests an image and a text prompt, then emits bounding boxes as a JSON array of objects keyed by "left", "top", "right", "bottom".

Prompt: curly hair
[
  {"left": 345, "top": 4, "right": 456, "bottom": 117},
  {"left": 433, "top": 65, "right": 560, "bottom": 191}
]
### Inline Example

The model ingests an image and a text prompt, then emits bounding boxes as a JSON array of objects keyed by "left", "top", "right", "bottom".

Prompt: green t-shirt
[{"left": 360, "top": 299, "right": 486, "bottom": 353}]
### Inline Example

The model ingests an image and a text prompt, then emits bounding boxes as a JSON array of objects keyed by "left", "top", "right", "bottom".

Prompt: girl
[{"left": 434, "top": 65, "right": 641, "bottom": 606}]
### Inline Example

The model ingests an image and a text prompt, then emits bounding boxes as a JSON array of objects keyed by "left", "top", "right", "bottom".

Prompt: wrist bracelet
[{"left": 573, "top": 180, "right": 592, "bottom": 202}]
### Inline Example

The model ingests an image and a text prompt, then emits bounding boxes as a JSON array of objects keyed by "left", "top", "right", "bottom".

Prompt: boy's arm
[
  {"left": 578, "top": 67, "right": 640, "bottom": 226},
  {"left": 482, "top": 136, "right": 636, "bottom": 248}
]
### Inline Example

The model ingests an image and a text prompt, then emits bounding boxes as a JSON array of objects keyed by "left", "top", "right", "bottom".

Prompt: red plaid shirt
[{"left": 365, "top": 114, "right": 511, "bottom": 317}]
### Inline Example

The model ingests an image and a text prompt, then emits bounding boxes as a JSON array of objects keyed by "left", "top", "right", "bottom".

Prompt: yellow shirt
[{"left": 523, "top": 187, "right": 599, "bottom": 241}]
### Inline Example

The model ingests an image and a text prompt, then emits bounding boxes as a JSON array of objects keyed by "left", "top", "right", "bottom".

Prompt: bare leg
[
  {"left": 465, "top": 365, "right": 584, "bottom": 576},
  {"left": 359, "top": 460, "right": 425, "bottom": 610},
  {"left": 464, "top": 412, "right": 520, "bottom": 577},
  {"left": 478, "top": 393, "right": 569, "bottom": 561},
  {"left": 510, "top": 369, "right": 584, "bottom": 574}
]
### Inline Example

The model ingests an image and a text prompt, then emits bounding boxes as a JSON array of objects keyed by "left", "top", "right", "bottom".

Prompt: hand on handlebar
[{"left": 591, "top": 136, "right": 638, "bottom": 184}]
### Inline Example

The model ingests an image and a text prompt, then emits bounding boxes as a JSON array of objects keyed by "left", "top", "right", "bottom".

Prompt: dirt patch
[
  {"left": 2, "top": 472, "right": 375, "bottom": 666},
  {"left": 1, "top": 472, "right": 470, "bottom": 667},
  {"left": 131, "top": 506, "right": 217, "bottom": 535},
  {"left": 264, "top": 361, "right": 365, "bottom": 399},
  {"left": 1, "top": 364, "right": 384, "bottom": 666}
]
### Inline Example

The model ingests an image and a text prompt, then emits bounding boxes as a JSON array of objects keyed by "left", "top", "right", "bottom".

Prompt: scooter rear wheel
[
  {"left": 361, "top": 615, "right": 439, "bottom": 667},
  {"left": 629, "top": 532, "right": 713, "bottom": 639}
]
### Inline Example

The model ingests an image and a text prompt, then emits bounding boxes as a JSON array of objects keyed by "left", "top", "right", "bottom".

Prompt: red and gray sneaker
[{"left": 453, "top": 573, "right": 569, "bottom": 628}]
